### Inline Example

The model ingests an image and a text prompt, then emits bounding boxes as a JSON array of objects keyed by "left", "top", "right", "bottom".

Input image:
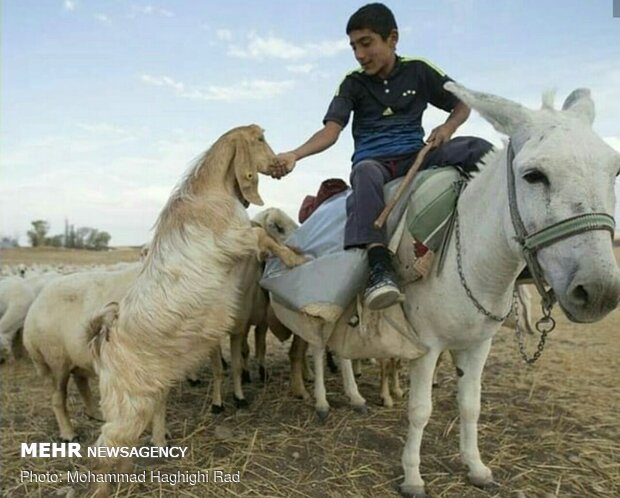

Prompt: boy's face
[{"left": 348, "top": 28, "right": 398, "bottom": 79}]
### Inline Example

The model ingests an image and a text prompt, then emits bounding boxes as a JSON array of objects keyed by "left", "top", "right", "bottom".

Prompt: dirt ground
[{"left": 1, "top": 248, "right": 618, "bottom": 498}]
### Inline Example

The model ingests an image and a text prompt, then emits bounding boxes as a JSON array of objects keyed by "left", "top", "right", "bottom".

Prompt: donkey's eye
[{"left": 523, "top": 169, "right": 549, "bottom": 186}]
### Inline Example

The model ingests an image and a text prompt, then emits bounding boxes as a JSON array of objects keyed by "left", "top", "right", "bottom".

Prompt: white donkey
[{"left": 272, "top": 82, "right": 620, "bottom": 497}]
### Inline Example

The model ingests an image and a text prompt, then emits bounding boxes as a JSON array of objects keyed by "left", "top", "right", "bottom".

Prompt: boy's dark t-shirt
[{"left": 323, "top": 56, "right": 458, "bottom": 164}]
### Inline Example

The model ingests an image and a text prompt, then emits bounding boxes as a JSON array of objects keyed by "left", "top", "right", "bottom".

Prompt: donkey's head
[{"left": 446, "top": 82, "right": 620, "bottom": 323}]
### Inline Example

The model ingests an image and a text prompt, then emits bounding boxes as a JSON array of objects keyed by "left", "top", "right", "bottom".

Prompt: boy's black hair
[{"left": 346, "top": 3, "right": 398, "bottom": 40}]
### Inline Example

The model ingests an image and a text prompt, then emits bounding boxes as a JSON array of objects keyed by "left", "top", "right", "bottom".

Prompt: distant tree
[
  {"left": 67, "top": 224, "right": 76, "bottom": 248},
  {"left": 0, "top": 235, "right": 19, "bottom": 248},
  {"left": 75, "top": 227, "right": 91, "bottom": 249},
  {"left": 90, "top": 230, "right": 111, "bottom": 250},
  {"left": 27, "top": 220, "right": 49, "bottom": 247},
  {"left": 45, "top": 234, "right": 65, "bottom": 247}
]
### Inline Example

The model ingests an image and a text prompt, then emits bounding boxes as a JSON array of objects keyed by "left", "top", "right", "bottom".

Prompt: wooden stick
[{"left": 374, "top": 143, "right": 434, "bottom": 230}]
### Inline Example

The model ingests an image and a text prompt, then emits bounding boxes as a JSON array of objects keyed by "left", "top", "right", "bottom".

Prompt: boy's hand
[
  {"left": 427, "top": 124, "right": 455, "bottom": 148},
  {"left": 270, "top": 152, "right": 297, "bottom": 179}
]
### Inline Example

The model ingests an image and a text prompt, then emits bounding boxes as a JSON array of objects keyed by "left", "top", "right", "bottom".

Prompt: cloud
[
  {"left": 63, "top": 0, "right": 77, "bottom": 11},
  {"left": 216, "top": 29, "right": 233, "bottom": 41},
  {"left": 140, "top": 74, "right": 185, "bottom": 92},
  {"left": 95, "top": 13, "right": 110, "bottom": 24},
  {"left": 227, "top": 33, "right": 349, "bottom": 61},
  {"left": 130, "top": 5, "right": 174, "bottom": 18},
  {"left": 286, "top": 64, "right": 316, "bottom": 74},
  {"left": 0, "top": 126, "right": 210, "bottom": 246},
  {"left": 140, "top": 74, "right": 295, "bottom": 101}
]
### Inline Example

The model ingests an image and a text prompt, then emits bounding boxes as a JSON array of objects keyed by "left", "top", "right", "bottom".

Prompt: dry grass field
[{"left": 1, "top": 248, "right": 618, "bottom": 498}]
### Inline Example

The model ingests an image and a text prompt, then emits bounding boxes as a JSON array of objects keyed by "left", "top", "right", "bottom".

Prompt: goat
[{"left": 86, "top": 125, "right": 305, "bottom": 497}]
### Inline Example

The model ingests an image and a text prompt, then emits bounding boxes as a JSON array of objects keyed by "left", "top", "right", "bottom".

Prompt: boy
[{"left": 271, "top": 3, "right": 492, "bottom": 310}]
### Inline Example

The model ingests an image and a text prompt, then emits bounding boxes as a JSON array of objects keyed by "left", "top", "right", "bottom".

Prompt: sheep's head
[
  {"left": 253, "top": 207, "right": 299, "bottom": 243},
  {"left": 223, "top": 125, "right": 277, "bottom": 207}
]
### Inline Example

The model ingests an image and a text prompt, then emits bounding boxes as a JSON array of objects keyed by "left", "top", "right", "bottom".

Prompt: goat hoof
[
  {"left": 316, "top": 409, "right": 329, "bottom": 423},
  {"left": 221, "top": 357, "right": 229, "bottom": 370},
  {"left": 354, "top": 372, "right": 362, "bottom": 378},
  {"left": 353, "top": 404, "right": 369, "bottom": 415},
  {"left": 399, "top": 483, "right": 426, "bottom": 498},
  {"left": 187, "top": 378, "right": 202, "bottom": 387},
  {"left": 60, "top": 435, "right": 79, "bottom": 444},
  {"left": 211, "top": 404, "right": 224, "bottom": 414},
  {"left": 234, "top": 396, "right": 249, "bottom": 409},
  {"left": 150, "top": 439, "right": 168, "bottom": 449},
  {"left": 241, "top": 370, "right": 251, "bottom": 384},
  {"left": 259, "top": 366, "right": 269, "bottom": 383}
]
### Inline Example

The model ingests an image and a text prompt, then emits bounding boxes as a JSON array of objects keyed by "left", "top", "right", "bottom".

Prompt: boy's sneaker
[{"left": 364, "top": 261, "right": 401, "bottom": 310}]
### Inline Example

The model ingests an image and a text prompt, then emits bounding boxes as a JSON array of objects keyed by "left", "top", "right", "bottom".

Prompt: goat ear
[
  {"left": 233, "top": 137, "right": 264, "bottom": 206},
  {"left": 562, "top": 88, "right": 595, "bottom": 126},
  {"left": 444, "top": 81, "right": 533, "bottom": 137}
]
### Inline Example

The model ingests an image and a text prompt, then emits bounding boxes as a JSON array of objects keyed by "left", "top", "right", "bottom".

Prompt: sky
[{"left": 1, "top": 0, "right": 619, "bottom": 247}]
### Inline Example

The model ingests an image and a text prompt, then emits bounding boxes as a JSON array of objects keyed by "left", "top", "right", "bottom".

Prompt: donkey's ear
[
  {"left": 561, "top": 88, "right": 595, "bottom": 127},
  {"left": 233, "top": 137, "right": 264, "bottom": 206},
  {"left": 444, "top": 81, "right": 533, "bottom": 137}
]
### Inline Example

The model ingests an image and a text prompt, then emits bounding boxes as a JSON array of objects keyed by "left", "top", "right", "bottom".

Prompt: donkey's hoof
[
  {"left": 211, "top": 404, "right": 224, "bottom": 414},
  {"left": 234, "top": 396, "right": 249, "bottom": 409},
  {"left": 399, "top": 483, "right": 426, "bottom": 498},
  {"left": 468, "top": 467, "right": 495, "bottom": 489},
  {"left": 187, "top": 378, "right": 201, "bottom": 387},
  {"left": 353, "top": 403, "right": 369, "bottom": 415},
  {"left": 316, "top": 409, "right": 329, "bottom": 423},
  {"left": 471, "top": 478, "right": 499, "bottom": 492}
]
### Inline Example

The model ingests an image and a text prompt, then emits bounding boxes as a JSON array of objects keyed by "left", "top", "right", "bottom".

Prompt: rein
[{"left": 454, "top": 143, "right": 616, "bottom": 363}]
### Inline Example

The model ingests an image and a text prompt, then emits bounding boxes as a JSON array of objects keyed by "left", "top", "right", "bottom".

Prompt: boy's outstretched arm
[{"left": 270, "top": 121, "right": 343, "bottom": 179}]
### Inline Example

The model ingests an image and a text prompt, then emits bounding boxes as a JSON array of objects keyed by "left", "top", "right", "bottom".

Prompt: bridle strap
[{"left": 505, "top": 142, "right": 616, "bottom": 310}]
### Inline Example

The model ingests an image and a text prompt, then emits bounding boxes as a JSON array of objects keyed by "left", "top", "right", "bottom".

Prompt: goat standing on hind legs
[{"left": 86, "top": 125, "right": 305, "bottom": 498}]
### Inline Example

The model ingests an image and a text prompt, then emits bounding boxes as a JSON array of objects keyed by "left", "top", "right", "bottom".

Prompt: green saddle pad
[{"left": 406, "top": 166, "right": 463, "bottom": 252}]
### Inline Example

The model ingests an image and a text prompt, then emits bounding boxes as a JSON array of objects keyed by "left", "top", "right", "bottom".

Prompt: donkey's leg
[
  {"left": 312, "top": 345, "right": 329, "bottom": 421},
  {"left": 340, "top": 357, "right": 367, "bottom": 413},
  {"left": 401, "top": 350, "right": 441, "bottom": 498},
  {"left": 210, "top": 345, "right": 224, "bottom": 413},
  {"left": 453, "top": 339, "right": 494, "bottom": 488}
]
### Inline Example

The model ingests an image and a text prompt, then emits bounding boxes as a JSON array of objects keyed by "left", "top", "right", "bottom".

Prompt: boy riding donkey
[{"left": 271, "top": 3, "right": 492, "bottom": 310}]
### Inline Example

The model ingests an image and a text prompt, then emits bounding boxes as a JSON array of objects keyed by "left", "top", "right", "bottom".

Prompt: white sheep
[
  {"left": 23, "top": 264, "right": 143, "bottom": 442},
  {"left": 0, "top": 271, "right": 60, "bottom": 363}
]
